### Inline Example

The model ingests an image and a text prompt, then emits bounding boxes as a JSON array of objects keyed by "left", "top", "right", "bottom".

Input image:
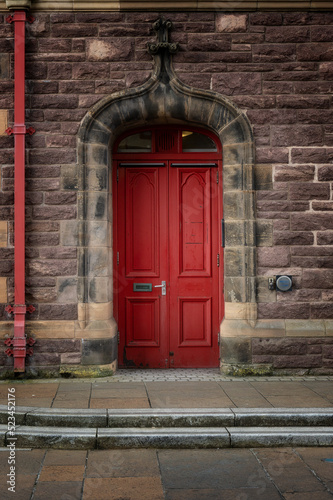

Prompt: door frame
[{"left": 112, "top": 125, "right": 224, "bottom": 368}]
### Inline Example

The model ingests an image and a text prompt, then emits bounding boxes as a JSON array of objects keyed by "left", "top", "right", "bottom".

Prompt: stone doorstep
[
  {"left": 1, "top": 425, "right": 333, "bottom": 450},
  {"left": 1, "top": 405, "right": 333, "bottom": 428}
]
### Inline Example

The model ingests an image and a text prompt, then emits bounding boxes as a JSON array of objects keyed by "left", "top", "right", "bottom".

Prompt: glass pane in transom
[
  {"left": 117, "top": 131, "right": 152, "bottom": 152},
  {"left": 182, "top": 131, "right": 217, "bottom": 152}
]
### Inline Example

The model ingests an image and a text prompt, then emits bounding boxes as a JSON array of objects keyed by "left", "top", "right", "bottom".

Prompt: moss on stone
[
  {"left": 0, "top": 365, "right": 114, "bottom": 380},
  {"left": 59, "top": 365, "right": 114, "bottom": 378},
  {"left": 221, "top": 364, "right": 274, "bottom": 377}
]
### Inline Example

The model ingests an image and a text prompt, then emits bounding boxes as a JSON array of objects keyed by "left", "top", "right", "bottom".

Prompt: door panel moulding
[{"left": 75, "top": 18, "right": 256, "bottom": 370}]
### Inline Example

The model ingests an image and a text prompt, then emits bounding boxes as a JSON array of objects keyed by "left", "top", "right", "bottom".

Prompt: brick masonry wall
[{"left": 0, "top": 10, "right": 333, "bottom": 371}]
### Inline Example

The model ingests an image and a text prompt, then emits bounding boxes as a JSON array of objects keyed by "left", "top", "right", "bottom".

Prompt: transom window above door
[{"left": 115, "top": 127, "right": 219, "bottom": 155}]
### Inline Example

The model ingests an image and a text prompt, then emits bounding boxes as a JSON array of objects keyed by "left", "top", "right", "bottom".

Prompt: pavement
[
  {"left": 1, "top": 447, "right": 333, "bottom": 499},
  {"left": 0, "top": 370, "right": 333, "bottom": 499},
  {"left": 1, "top": 369, "right": 333, "bottom": 410}
]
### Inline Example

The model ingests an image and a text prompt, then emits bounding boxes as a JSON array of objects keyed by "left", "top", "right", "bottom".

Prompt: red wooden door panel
[
  {"left": 117, "top": 164, "right": 169, "bottom": 368},
  {"left": 169, "top": 164, "right": 220, "bottom": 367}
]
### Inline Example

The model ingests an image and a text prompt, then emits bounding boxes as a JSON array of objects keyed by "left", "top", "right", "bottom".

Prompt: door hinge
[
  {"left": 217, "top": 253, "right": 220, "bottom": 267},
  {"left": 217, "top": 171, "right": 219, "bottom": 184},
  {"left": 117, "top": 252, "right": 119, "bottom": 266},
  {"left": 117, "top": 331, "right": 120, "bottom": 344},
  {"left": 218, "top": 332, "right": 220, "bottom": 345}
]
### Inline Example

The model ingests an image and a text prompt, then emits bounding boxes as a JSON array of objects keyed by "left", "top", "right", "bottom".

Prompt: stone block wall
[{"left": 0, "top": 9, "right": 333, "bottom": 374}]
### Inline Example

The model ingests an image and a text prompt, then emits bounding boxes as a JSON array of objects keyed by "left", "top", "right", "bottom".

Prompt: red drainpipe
[{"left": 5, "top": 10, "right": 35, "bottom": 373}]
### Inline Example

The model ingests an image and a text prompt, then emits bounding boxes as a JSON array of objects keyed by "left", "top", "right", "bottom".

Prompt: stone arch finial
[{"left": 147, "top": 17, "right": 179, "bottom": 55}]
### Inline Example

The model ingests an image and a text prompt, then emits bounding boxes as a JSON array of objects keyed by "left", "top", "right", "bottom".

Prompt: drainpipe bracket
[
  {"left": 5, "top": 304, "right": 36, "bottom": 316},
  {"left": 6, "top": 126, "right": 35, "bottom": 136},
  {"left": 5, "top": 305, "right": 14, "bottom": 314}
]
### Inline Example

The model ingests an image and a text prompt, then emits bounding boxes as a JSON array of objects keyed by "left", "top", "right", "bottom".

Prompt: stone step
[
  {"left": 1, "top": 405, "right": 333, "bottom": 428},
  {"left": 1, "top": 425, "right": 333, "bottom": 450}
]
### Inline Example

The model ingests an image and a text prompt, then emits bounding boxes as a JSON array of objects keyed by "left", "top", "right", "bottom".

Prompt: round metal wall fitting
[{"left": 276, "top": 275, "right": 292, "bottom": 292}]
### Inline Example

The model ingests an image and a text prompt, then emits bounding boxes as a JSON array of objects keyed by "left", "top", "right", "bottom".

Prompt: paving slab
[
  {"left": 158, "top": 448, "right": 267, "bottom": 490},
  {"left": 86, "top": 449, "right": 161, "bottom": 477},
  {"left": 90, "top": 397, "right": 150, "bottom": 409},
  {"left": 52, "top": 400, "right": 90, "bottom": 409},
  {"left": 39, "top": 464, "right": 85, "bottom": 482},
  {"left": 82, "top": 477, "right": 164, "bottom": 500},
  {"left": 1, "top": 473, "right": 38, "bottom": 500},
  {"left": 91, "top": 383, "right": 148, "bottom": 398},
  {"left": 164, "top": 488, "right": 282, "bottom": 500},
  {"left": 33, "top": 481, "right": 83, "bottom": 500},
  {"left": 218, "top": 381, "right": 273, "bottom": 407},
  {"left": 265, "top": 395, "right": 333, "bottom": 407},
  {"left": 295, "top": 447, "right": 333, "bottom": 492},
  {"left": 254, "top": 447, "right": 331, "bottom": 496},
  {"left": 43, "top": 449, "right": 87, "bottom": 466}
]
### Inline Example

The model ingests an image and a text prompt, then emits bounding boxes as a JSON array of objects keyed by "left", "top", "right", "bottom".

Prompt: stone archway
[{"left": 75, "top": 27, "right": 255, "bottom": 371}]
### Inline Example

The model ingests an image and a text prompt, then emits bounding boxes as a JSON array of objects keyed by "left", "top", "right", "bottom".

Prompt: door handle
[{"left": 154, "top": 281, "right": 166, "bottom": 295}]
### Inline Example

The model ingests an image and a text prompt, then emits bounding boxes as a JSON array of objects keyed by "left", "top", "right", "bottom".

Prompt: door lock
[{"left": 154, "top": 281, "right": 166, "bottom": 295}]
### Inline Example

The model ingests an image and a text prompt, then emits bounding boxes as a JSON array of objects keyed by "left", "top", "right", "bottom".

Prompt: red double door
[{"left": 115, "top": 160, "right": 222, "bottom": 368}]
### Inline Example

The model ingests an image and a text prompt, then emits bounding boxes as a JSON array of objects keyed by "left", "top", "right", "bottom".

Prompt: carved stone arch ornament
[{"left": 76, "top": 18, "right": 256, "bottom": 371}]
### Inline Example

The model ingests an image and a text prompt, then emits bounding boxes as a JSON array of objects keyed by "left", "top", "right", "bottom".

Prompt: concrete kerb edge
[
  {"left": 1, "top": 405, "right": 333, "bottom": 428},
  {"left": 2, "top": 424, "right": 333, "bottom": 450}
]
